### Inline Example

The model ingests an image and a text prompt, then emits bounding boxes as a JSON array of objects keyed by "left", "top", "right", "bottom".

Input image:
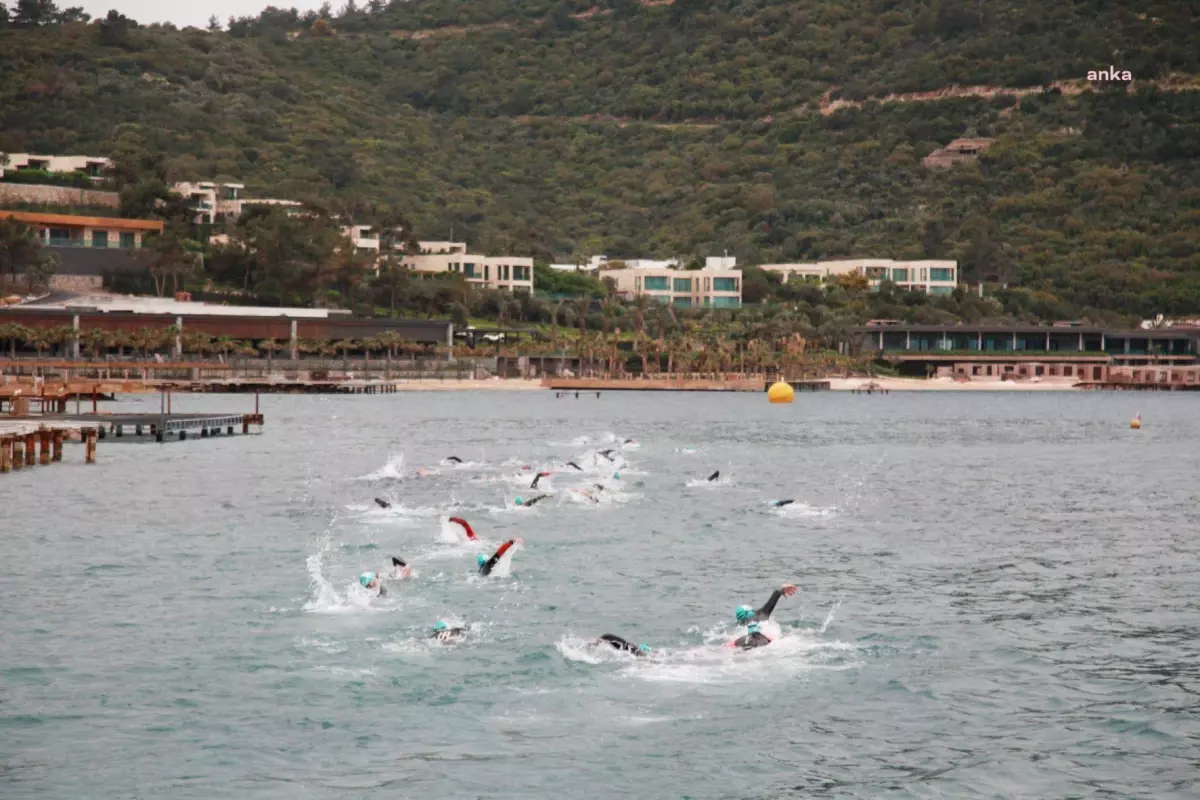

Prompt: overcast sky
[{"left": 76, "top": 1, "right": 328, "bottom": 30}]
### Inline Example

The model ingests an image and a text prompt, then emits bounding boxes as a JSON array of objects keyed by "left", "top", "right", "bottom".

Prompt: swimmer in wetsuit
[
  {"left": 530, "top": 471, "right": 552, "bottom": 489},
  {"left": 771, "top": 499, "right": 795, "bottom": 508},
  {"left": 374, "top": 497, "right": 391, "bottom": 509},
  {"left": 477, "top": 538, "right": 522, "bottom": 576},
  {"left": 430, "top": 621, "right": 467, "bottom": 641},
  {"left": 598, "top": 449, "right": 616, "bottom": 461},
  {"left": 359, "top": 571, "right": 386, "bottom": 597},
  {"left": 597, "top": 634, "right": 651, "bottom": 657},
  {"left": 515, "top": 494, "right": 548, "bottom": 508},
  {"left": 445, "top": 456, "right": 463, "bottom": 464},
  {"left": 731, "top": 622, "right": 771, "bottom": 650},
  {"left": 389, "top": 556, "right": 411, "bottom": 580},
  {"left": 565, "top": 461, "right": 583, "bottom": 471},
  {"left": 734, "top": 583, "right": 797, "bottom": 625},
  {"left": 707, "top": 470, "right": 720, "bottom": 482}
]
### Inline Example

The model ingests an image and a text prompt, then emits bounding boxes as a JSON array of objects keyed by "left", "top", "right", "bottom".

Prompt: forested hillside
[{"left": 1, "top": 0, "right": 1199, "bottom": 316}]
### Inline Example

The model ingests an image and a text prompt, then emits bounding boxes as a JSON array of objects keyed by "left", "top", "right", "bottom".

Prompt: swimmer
[
  {"left": 445, "top": 456, "right": 463, "bottom": 464},
  {"left": 374, "top": 497, "right": 391, "bottom": 509},
  {"left": 597, "top": 634, "right": 651, "bottom": 657},
  {"left": 593, "top": 483, "right": 605, "bottom": 491},
  {"left": 530, "top": 470, "right": 552, "bottom": 490},
  {"left": 477, "top": 538, "right": 522, "bottom": 576},
  {"left": 598, "top": 449, "right": 616, "bottom": 461},
  {"left": 565, "top": 461, "right": 583, "bottom": 471},
  {"left": 771, "top": 499, "right": 795, "bottom": 508},
  {"left": 447, "top": 516, "right": 478, "bottom": 541},
  {"left": 389, "top": 556, "right": 412, "bottom": 580},
  {"left": 731, "top": 622, "right": 771, "bottom": 650},
  {"left": 359, "top": 571, "right": 386, "bottom": 598},
  {"left": 707, "top": 470, "right": 720, "bottom": 482},
  {"left": 734, "top": 583, "right": 797, "bottom": 624},
  {"left": 623, "top": 439, "right": 636, "bottom": 445},
  {"left": 515, "top": 495, "right": 548, "bottom": 508},
  {"left": 416, "top": 467, "right": 432, "bottom": 478},
  {"left": 572, "top": 488, "right": 600, "bottom": 504},
  {"left": 430, "top": 620, "right": 467, "bottom": 641}
]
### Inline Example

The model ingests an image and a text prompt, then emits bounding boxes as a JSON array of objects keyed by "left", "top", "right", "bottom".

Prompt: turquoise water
[{"left": 3, "top": 391, "right": 1200, "bottom": 798}]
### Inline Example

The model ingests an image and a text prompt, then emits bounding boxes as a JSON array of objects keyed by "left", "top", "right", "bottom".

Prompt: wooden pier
[
  {"left": 0, "top": 421, "right": 99, "bottom": 473},
  {"left": 544, "top": 377, "right": 764, "bottom": 392},
  {"left": 765, "top": 380, "right": 832, "bottom": 393}
]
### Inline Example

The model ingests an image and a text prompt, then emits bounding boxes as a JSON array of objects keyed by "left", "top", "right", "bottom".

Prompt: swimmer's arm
[{"left": 756, "top": 584, "right": 797, "bottom": 619}]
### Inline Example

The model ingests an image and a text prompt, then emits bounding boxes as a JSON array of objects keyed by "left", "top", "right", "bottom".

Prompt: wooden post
[
  {"left": 24, "top": 433, "right": 36, "bottom": 466},
  {"left": 12, "top": 437, "right": 23, "bottom": 470},
  {"left": 38, "top": 428, "right": 51, "bottom": 465},
  {"left": 242, "top": 415, "right": 250, "bottom": 434},
  {"left": 52, "top": 429, "right": 64, "bottom": 462},
  {"left": 85, "top": 429, "right": 97, "bottom": 463},
  {"left": 92, "top": 384, "right": 98, "bottom": 413},
  {"left": 0, "top": 437, "right": 10, "bottom": 473}
]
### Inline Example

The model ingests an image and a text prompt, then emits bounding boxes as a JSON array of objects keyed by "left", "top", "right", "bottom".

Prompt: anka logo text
[{"left": 1088, "top": 66, "right": 1133, "bottom": 82}]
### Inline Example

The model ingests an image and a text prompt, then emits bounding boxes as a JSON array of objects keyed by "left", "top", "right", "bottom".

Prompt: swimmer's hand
[{"left": 780, "top": 584, "right": 797, "bottom": 597}]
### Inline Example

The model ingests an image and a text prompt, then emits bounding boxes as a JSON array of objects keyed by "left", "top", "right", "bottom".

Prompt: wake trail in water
[{"left": 357, "top": 453, "right": 406, "bottom": 482}]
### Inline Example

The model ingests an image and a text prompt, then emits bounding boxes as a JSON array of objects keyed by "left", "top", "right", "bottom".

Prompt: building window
[
  {"left": 48, "top": 227, "right": 71, "bottom": 246},
  {"left": 511, "top": 265, "right": 530, "bottom": 282},
  {"left": 930, "top": 268, "right": 954, "bottom": 282},
  {"left": 713, "top": 296, "right": 740, "bottom": 308},
  {"left": 713, "top": 277, "right": 738, "bottom": 292},
  {"left": 892, "top": 268, "right": 909, "bottom": 282},
  {"left": 865, "top": 267, "right": 888, "bottom": 279},
  {"left": 92, "top": 231, "right": 109, "bottom": 248},
  {"left": 501, "top": 265, "right": 509, "bottom": 280},
  {"left": 673, "top": 297, "right": 692, "bottom": 308},
  {"left": 484, "top": 265, "right": 490, "bottom": 281},
  {"left": 643, "top": 276, "right": 669, "bottom": 291},
  {"left": 929, "top": 286, "right": 953, "bottom": 295},
  {"left": 120, "top": 232, "right": 136, "bottom": 249},
  {"left": 673, "top": 278, "right": 692, "bottom": 292},
  {"left": 464, "top": 263, "right": 476, "bottom": 278}
]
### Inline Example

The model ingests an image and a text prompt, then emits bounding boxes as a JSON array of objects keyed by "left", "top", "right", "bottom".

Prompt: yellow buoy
[
  {"left": 767, "top": 381, "right": 794, "bottom": 404},
  {"left": 1130, "top": 413, "right": 1141, "bottom": 430}
]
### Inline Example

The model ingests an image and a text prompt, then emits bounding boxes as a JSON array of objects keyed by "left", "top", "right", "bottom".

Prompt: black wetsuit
[
  {"left": 732, "top": 631, "right": 772, "bottom": 650},
  {"left": 374, "top": 498, "right": 391, "bottom": 509},
  {"left": 748, "top": 589, "right": 787, "bottom": 623},
  {"left": 446, "top": 456, "right": 463, "bottom": 464},
  {"left": 598, "top": 449, "right": 615, "bottom": 461},
  {"left": 479, "top": 539, "right": 517, "bottom": 576},
  {"left": 707, "top": 470, "right": 720, "bottom": 482},
  {"left": 772, "top": 499, "right": 794, "bottom": 508},
  {"left": 522, "top": 494, "right": 549, "bottom": 508},
  {"left": 593, "top": 483, "right": 605, "bottom": 491},
  {"left": 599, "top": 634, "right": 646, "bottom": 656},
  {"left": 566, "top": 461, "right": 583, "bottom": 471},
  {"left": 431, "top": 627, "right": 467, "bottom": 641},
  {"left": 531, "top": 472, "right": 551, "bottom": 489}
]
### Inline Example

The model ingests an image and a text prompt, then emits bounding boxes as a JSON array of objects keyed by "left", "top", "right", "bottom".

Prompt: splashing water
[{"left": 357, "top": 453, "right": 406, "bottom": 482}]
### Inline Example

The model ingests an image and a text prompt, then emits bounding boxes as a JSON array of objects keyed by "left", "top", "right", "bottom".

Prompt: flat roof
[
  {"left": 0, "top": 211, "right": 163, "bottom": 233},
  {"left": 855, "top": 325, "right": 1196, "bottom": 339}
]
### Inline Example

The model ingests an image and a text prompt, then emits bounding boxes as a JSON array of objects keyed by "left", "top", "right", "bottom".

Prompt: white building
[
  {"left": 705, "top": 255, "right": 737, "bottom": 270},
  {"left": 0, "top": 153, "right": 111, "bottom": 181},
  {"left": 606, "top": 267, "right": 741, "bottom": 309},
  {"left": 173, "top": 181, "right": 245, "bottom": 225},
  {"left": 759, "top": 259, "right": 958, "bottom": 295},
  {"left": 400, "top": 252, "right": 534, "bottom": 292}
]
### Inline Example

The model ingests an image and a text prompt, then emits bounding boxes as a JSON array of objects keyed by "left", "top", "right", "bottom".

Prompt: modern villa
[
  {"left": 761, "top": 259, "right": 959, "bottom": 295},
  {"left": 606, "top": 267, "right": 742, "bottom": 308}
]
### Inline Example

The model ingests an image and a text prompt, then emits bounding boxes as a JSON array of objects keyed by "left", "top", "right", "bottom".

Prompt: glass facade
[
  {"left": 673, "top": 278, "right": 692, "bottom": 292},
  {"left": 929, "top": 286, "right": 954, "bottom": 295},
  {"left": 643, "top": 276, "right": 669, "bottom": 290},
  {"left": 891, "top": 268, "right": 909, "bottom": 282},
  {"left": 464, "top": 263, "right": 477, "bottom": 278},
  {"left": 120, "top": 232, "right": 136, "bottom": 249},
  {"left": 673, "top": 297, "right": 692, "bottom": 308},
  {"left": 92, "top": 231, "right": 108, "bottom": 248},
  {"left": 713, "top": 296, "right": 740, "bottom": 308},
  {"left": 930, "top": 268, "right": 954, "bottom": 282},
  {"left": 713, "top": 277, "right": 738, "bottom": 292},
  {"left": 512, "top": 265, "right": 531, "bottom": 281}
]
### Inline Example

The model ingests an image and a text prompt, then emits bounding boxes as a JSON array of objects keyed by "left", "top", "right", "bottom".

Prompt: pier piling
[
  {"left": 85, "top": 429, "right": 97, "bottom": 463},
  {"left": 52, "top": 430, "right": 64, "bottom": 462},
  {"left": 1, "top": 437, "right": 11, "bottom": 473},
  {"left": 12, "top": 438, "right": 23, "bottom": 470},
  {"left": 38, "top": 429, "right": 51, "bottom": 465},
  {"left": 24, "top": 434, "right": 35, "bottom": 467}
]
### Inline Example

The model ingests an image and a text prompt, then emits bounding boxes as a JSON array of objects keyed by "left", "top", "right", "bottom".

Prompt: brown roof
[{"left": 0, "top": 210, "right": 164, "bottom": 233}]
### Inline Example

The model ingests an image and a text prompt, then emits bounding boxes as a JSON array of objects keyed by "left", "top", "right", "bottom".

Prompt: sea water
[{"left": 2, "top": 391, "right": 1199, "bottom": 798}]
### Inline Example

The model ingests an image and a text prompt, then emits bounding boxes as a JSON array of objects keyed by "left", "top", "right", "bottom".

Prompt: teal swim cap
[
  {"left": 432, "top": 621, "right": 448, "bottom": 632},
  {"left": 613, "top": 472, "right": 620, "bottom": 479},
  {"left": 359, "top": 572, "right": 375, "bottom": 587},
  {"left": 514, "top": 496, "right": 524, "bottom": 506},
  {"left": 476, "top": 554, "right": 487, "bottom": 567},
  {"left": 638, "top": 643, "right": 651, "bottom": 654},
  {"left": 747, "top": 623, "right": 762, "bottom": 635},
  {"left": 735, "top": 605, "right": 754, "bottom": 623}
]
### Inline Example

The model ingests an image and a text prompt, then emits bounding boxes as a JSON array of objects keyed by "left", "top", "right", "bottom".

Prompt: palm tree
[
  {"left": 334, "top": 339, "right": 356, "bottom": 371},
  {"left": 375, "top": 331, "right": 402, "bottom": 378},
  {"left": 550, "top": 299, "right": 564, "bottom": 354},
  {"left": 258, "top": 338, "right": 285, "bottom": 373},
  {"left": 0, "top": 323, "right": 29, "bottom": 359},
  {"left": 107, "top": 330, "right": 133, "bottom": 361},
  {"left": 214, "top": 335, "right": 238, "bottom": 362},
  {"left": 84, "top": 328, "right": 108, "bottom": 361}
]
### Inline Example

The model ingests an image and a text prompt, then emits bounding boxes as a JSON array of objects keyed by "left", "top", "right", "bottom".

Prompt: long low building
[{"left": 762, "top": 259, "right": 958, "bottom": 294}]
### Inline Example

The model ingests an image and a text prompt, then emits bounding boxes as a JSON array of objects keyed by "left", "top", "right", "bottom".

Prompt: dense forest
[{"left": 0, "top": 0, "right": 1198, "bottom": 321}]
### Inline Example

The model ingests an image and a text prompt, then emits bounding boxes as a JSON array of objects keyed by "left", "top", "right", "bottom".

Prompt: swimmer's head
[
  {"left": 476, "top": 554, "right": 487, "bottom": 567},
  {"left": 432, "top": 621, "right": 448, "bottom": 632},
  {"left": 638, "top": 643, "right": 651, "bottom": 654},
  {"left": 514, "top": 496, "right": 524, "bottom": 506},
  {"left": 613, "top": 472, "right": 620, "bottom": 480},
  {"left": 359, "top": 571, "right": 376, "bottom": 588},
  {"left": 735, "top": 605, "right": 755, "bottom": 623},
  {"left": 746, "top": 623, "right": 761, "bottom": 635}
]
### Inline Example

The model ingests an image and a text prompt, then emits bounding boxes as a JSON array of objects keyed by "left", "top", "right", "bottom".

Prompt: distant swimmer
[
  {"left": 597, "top": 634, "right": 650, "bottom": 657},
  {"left": 623, "top": 439, "right": 636, "bottom": 445},
  {"left": 374, "top": 498, "right": 391, "bottom": 509},
  {"left": 593, "top": 483, "right": 605, "bottom": 491},
  {"left": 598, "top": 449, "right": 616, "bottom": 461},
  {"left": 430, "top": 621, "right": 467, "bottom": 641},
  {"left": 445, "top": 456, "right": 463, "bottom": 464},
  {"left": 447, "top": 516, "right": 478, "bottom": 541},
  {"left": 771, "top": 499, "right": 795, "bottom": 508},
  {"left": 734, "top": 583, "right": 797, "bottom": 625},
  {"left": 390, "top": 556, "right": 412, "bottom": 580},
  {"left": 707, "top": 470, "right": 720, "bottom": 482},
  {"left": 359, "top": 571, "right": 386, "bottom": 598},
  {"left": 515, "top": 495, "right": 548, "bottom": 508},
  {"left": 477, "top": 538, "right": 522, "bottom": 576},
  {"left": 565, "top": 461, "right": 583, "bottom": 471},
  {"left": 416, "top": 467, "right": 433, "bottom": 478},
  {"left": 530, "top": 471, "right": 552, "bottom": 490},
  {"left": 572, "top": 488, "right": 600, "bottom": 504},
  {"left": 731, "top": 622, "right": 771, "bottom": 650}
]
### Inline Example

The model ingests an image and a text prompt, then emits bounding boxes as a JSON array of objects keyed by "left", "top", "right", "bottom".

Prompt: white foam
[
  {"left": 357, "top": 453, "right": 406, "bottom": 482},
  {"left": 631, "top": 633, "right": 860, "bottom": 684},
  {"left": 775, "top": 502, "right": 837, "bottom": 518}
]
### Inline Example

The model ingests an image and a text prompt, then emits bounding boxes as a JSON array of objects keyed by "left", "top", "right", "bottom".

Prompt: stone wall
[
  {"left": 49, "top": 274, "right": 104, "bottom": 291},
  {"left": 0, "top": 183, "right": 120, "bottom": 208}
]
